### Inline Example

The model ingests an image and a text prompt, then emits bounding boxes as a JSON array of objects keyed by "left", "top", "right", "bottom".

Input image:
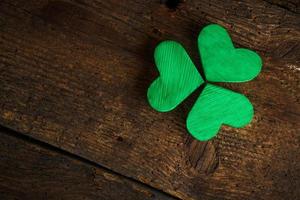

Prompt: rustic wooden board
[
  {"left": 0, "top": 127, "right": 176, "bottom": 200},
  {"left": 0, "top": 0, "right": 299, "bottom": 199}
]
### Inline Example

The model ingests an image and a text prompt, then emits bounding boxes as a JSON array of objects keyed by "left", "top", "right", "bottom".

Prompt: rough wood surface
[
  {"left": 0, "top": 127, "right": 176, "bottom": 200},
  {"left": 0, "top": 0, "right": 299, "bottom": 199}
]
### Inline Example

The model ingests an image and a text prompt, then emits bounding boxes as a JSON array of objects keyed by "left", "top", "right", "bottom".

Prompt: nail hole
[{"left": 161, "top": 0, "right": 182, "bottom": 10}]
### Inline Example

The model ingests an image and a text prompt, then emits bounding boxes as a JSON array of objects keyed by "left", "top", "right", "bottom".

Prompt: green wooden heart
[
  {"left": 147, "top": 41, "right": 204, "bottom": 112},
  {"left": 186, "top": 84, "right": 253, "bottom": 141},
  {"left": 198, "top": 24, "right": 262, "bottom": 82},
  {"left": 147, "top": 24, "right": 262, "bottom": 141}
]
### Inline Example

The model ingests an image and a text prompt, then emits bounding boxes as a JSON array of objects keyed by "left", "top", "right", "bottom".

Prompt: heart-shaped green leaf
[
  {"left": 198, "top": 24, "right": 262, "bottom": 82},
  {"left": 148, "top": 41, "right": 204, "bottom": 112},
  {"left": 186, "top": 84, "right": 253, "bottom": 141}
]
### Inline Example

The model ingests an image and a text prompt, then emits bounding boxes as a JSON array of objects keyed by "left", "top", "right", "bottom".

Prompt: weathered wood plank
[
  {"left": 0, "top": 127, "right": 176, "bottom": 200},
  {"left": 0, "top": 0, "right": 299, "bottom": 199}
]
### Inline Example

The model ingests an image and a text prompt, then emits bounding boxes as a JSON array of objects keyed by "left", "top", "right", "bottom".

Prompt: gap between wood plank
[{"left": 0, "top": 124, "right": 181, "bottom": 200}]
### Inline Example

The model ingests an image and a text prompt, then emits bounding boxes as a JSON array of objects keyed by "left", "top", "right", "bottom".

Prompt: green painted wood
[
  {"left": 147, "top": 41, "right": 204, "bottom": 112},
  {"left": 186, "top": 84, "right": 254, "bottom": 141},
  {"left": 147, "top": 24, "right": 261, "bottom": 141},
  {"left": 198, "top": 24, "right": 262, "bottom": 82}
]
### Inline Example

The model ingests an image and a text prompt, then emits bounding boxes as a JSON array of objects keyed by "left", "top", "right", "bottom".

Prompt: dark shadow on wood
[{"left": 0, "top": 125, "right": 180, "bottom": 200}]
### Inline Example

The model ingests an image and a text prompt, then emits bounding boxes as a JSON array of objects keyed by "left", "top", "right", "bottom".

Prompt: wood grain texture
[
  {"left": 0, "top": 0, "right": 299, "bottom": 199},
  {"left": 0, "top": 127, "right": 176, "bottom": 200}
]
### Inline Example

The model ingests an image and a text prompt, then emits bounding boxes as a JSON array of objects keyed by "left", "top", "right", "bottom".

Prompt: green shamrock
[{"left": 147, "top": 24, "right": 262, "bottom": 141}]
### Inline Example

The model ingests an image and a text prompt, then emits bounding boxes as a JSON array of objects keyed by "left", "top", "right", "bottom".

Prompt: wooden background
[{"left": 0, "top": 0, "right": 299, "bottom": 199}]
